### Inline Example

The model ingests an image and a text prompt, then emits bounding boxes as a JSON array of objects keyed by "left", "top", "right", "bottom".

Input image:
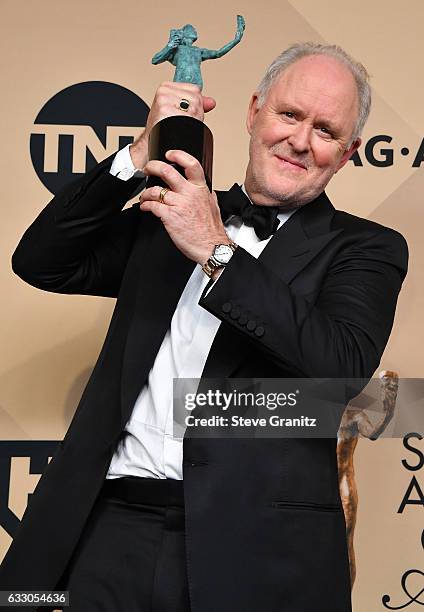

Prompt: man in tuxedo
[{"left": 0, "top": 43, "right": 408, "bottom": 612}]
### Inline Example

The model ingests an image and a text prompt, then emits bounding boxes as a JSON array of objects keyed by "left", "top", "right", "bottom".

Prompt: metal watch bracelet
[{"left": 201, "top": 242, "right": 238, "bottom": 278}]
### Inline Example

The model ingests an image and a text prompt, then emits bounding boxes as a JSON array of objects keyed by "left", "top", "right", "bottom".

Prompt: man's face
[{"left": 244, "top": 55, "right": 361, "bottom": 207}]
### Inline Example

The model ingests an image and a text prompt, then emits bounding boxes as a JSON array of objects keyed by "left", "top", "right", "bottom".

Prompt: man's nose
[{"left": 287, "top": 122, "right": 311, "bottom": 154}]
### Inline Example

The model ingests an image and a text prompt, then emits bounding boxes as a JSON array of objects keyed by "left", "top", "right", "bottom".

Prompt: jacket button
[
  {"left": 255, "top": 326, "right": 265, "bottom": 337},
  {"left": 230, "top": 306, "right": 241, "bottom": 320},
  {"left": 246, "top": 319, "right": 257, "bottom": 331},
  {"left": 222, "top": 302, "right": 232, "bottom": 313},
  {"left": 239, "top": 313, "right": 248, "bottom": 325}
]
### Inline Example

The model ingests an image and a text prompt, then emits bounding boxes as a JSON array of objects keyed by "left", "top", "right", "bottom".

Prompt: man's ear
[
  {"left": 246, "top": 93, "right": 260, "bottom": 136},
  {"left": 336, "top": 138, "right": 361, "bottom": 173}
]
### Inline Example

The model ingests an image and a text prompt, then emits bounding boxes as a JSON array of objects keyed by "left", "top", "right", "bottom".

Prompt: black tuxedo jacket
[{"left": 0, "top": 150, "right": 408, "bottom": 612}]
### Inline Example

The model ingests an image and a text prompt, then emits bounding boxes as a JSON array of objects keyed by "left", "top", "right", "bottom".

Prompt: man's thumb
[{"left": 202, "top": 96, "right": 217, "bottom": 113}]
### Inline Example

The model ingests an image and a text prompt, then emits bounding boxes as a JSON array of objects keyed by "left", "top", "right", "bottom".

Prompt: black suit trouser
[{"left": 57, "top": 476, "right": 190, "bottom": 612}]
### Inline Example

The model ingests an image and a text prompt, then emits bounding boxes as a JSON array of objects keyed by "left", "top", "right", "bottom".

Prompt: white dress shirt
[{"left": 105, "top": 144, "right": 297, "bottom": 480}]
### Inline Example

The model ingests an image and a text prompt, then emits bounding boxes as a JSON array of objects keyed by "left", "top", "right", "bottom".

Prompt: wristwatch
[{"left": 202, "top": 242, "right": 238, "bottom": 278}]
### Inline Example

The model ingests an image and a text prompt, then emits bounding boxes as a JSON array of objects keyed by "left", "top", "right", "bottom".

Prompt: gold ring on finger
[{"left": 159, "top": 187, "right": 170, "bottom": 204}]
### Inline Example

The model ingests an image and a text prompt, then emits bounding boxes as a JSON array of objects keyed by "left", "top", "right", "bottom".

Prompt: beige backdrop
[{"left": 1, "top": 0, "right": 423, "bottom": 609}]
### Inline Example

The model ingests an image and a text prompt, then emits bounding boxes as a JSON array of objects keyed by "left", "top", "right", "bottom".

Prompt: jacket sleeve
[
  {"left": 198, "top": 228, "right": 409, "bottom": 379},
  {"left": 11, "top": 151, "right": 146, "bottom": 298}
]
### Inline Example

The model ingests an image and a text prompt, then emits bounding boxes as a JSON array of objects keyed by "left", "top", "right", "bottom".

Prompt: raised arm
[
  {"left": 11, "top": 80, "right": 214, "bottom": 299},
  {"left": 201, "top": 15, "right": 245, "bottom": 60},
  {"left": 199, "top": 227, "right": 408, "bottom": 381},
  {"left": 151, "top": 30, "right": 180, "bottom": 65},
  {"left": 11, "top": 152, "right": 146, "bottom": 298}
]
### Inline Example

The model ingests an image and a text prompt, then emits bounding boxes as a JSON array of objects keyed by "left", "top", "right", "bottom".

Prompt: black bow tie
[{"left": 220, "top": 183, "right": 282, "bottom": 240}]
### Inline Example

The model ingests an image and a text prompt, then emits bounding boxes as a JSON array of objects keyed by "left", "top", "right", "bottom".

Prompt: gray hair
[{"left": 256, "top": 42, "right": 371, "bottom": 147}]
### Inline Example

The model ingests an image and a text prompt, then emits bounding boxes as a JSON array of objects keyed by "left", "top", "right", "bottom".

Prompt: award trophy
[{"left": 147, "top": 15, "right": 245, "bottom": 190}]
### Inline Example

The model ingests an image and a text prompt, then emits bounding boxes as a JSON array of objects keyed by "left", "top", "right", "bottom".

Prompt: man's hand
[
  {"left": 129, "top": 82, "right": 216, "bottom": 170},
  {"left": 139, "top": 149, "right": 230, "bottom": 265}
]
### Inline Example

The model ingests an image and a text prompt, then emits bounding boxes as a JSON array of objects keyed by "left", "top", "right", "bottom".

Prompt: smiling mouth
[{"left": 274, "top": 155, "right": 307, "bottom": 171}]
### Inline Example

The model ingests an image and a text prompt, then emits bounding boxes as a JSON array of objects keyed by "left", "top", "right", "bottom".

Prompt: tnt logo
[
  {"left": 0, "top": 441, "right": 59, "bottom": 538},
  {"left": 30, "top": 81, "right": 149, "bottom": 195}
]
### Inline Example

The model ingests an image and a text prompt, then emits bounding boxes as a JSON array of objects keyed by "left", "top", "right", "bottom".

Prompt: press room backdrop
[{"left": 1, "top": 1, "right": 423, "bottom": 610}]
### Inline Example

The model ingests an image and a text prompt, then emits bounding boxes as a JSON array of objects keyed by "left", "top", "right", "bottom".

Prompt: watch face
[{"left": 214, "top": 244, "right": 233, "bottom": 264}]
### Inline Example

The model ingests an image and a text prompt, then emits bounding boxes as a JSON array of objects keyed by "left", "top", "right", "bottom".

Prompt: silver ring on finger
[{"left": 178, "top": 98, "right": 190, "bottom": 112}]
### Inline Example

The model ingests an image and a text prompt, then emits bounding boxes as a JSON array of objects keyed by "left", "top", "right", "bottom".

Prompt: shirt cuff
[
  {"left": 109, "top": 143, "right": 145, "bottom": 181},
  {"left": 204, "top": 266, "right": 227, "bottom": 296}
]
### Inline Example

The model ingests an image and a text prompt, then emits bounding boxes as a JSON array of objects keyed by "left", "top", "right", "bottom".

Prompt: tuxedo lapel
[
  {"left": 257, "top": 190, "right": 343, "bottom": 285},
  {"left": 120, "top": 219, "right": 197, "bottom": 424},
  {"left": 120, "top": 186, "right": 344, "bottom": 419},
  {"left": 200, "top": 187, "right": 343, "bottom": 379}
]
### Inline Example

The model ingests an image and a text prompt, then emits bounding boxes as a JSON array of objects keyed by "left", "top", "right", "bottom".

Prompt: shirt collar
[{"left": 240, "top": 183, "right": 297, "bottom": 224}]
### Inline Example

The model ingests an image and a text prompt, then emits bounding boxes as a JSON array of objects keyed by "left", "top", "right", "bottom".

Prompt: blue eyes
[{"left": 281, "top": 112, "right": 333, "bottom": 137}]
